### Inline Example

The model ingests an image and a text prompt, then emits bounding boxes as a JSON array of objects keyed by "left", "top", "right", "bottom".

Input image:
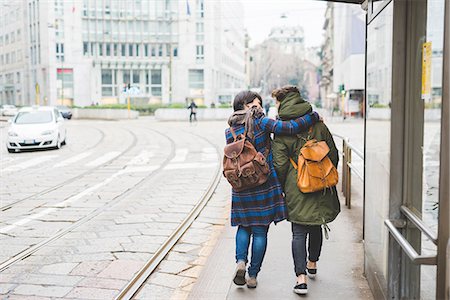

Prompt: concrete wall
[
  {"left": 155, "top": 108, "right": 233, "bottom": 121},
  {"left": 73, "top": 108, "right": 139, "bottom": 120}
]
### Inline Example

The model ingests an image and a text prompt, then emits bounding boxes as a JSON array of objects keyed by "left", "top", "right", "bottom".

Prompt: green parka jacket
[{"left": 272, "top": 93, "right": 340, "bottom": 226}]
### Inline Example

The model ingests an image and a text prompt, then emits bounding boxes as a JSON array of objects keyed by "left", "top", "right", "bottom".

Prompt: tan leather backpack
[
  {"left": 223, "top": 128, "right": 270, "bottom": 192},
  {"left": 290, "top": 138, "right": 338, "bottom": 193}
]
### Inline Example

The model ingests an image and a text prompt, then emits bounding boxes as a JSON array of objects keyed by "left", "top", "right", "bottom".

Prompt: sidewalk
[{"left": 189, "top": 181, "right": 373, "bottom": 299}]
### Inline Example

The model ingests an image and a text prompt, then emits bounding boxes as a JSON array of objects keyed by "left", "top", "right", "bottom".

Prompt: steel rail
[
  {"left": 0, "top": 126, "right": 133, "bottom": 212},
  {"left": 0, "top": 128, "right": 175, "bottom": 272},
  {"left": 115, "top": 132, "right": 222, "bottom": 300}
]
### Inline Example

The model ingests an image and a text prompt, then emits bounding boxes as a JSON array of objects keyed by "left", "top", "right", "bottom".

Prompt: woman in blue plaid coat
[{"left": 225, "top": 91, "right": 319, "bottom": 288}]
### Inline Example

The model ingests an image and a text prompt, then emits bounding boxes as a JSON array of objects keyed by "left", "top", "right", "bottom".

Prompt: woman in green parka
[{"left": 271, "top": 86, "right": 340, "bottom": 295}]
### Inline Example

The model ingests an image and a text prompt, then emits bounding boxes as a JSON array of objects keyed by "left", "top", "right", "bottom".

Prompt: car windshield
[{"left": 15, "top": 111, "right": 53, "bottom": 124}]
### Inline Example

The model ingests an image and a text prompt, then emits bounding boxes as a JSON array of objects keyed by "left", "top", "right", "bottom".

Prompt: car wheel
[
  {"left": 7, "top": 148, "right": 15, "bottom": 153},
  {"left": 62, "top": 139, "right": 66, "bottom": 146},
  {"left": 68, "top": 116, "right": 72, "bottom": 120},
  {"left": 56, "top": 136, "right": 62, "bottom": 149}
]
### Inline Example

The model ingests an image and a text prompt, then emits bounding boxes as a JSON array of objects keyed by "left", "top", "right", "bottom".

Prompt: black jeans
[
  {"left": 291, "top": 223, "right": 323, "bottom": 276},
  {"left": 190, "top": 112, "right": 197, "bottom": 122}
]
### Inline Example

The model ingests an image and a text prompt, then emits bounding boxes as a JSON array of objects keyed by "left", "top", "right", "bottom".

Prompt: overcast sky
[{"left": 242, "top": 0, "right": 327, "bottom": 48}]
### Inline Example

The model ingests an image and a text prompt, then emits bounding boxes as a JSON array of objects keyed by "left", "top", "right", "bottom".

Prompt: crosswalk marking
[
  {"left": 85, "top": 151, "right": 121, "bottom": 167},
  {"left": 2, "top": 155, "right": 58, "bottom": 172},
  {"left": 54, "top": 152, "right": 93, "bottom": 168},
  {"left": 126, "top": 150, "right": 154, "bottom": 166},
  {"left": 201, "top": 147, "right": 218, "bottom": 161},
  {"left": 171, "top": 149, "right": 189, "bottom": 163}
]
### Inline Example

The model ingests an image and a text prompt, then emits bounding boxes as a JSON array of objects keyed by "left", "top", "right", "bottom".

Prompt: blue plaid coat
[{"left": 225, "top": 113, "right": 318, "bottom": 227}]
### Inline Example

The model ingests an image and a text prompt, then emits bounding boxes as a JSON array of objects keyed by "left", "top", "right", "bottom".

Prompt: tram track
[
  {"left": 115, "top": 131, "right": 222, "bottom": 300},
  {"left": 0, "top": 126, "right": 136, "bottom": 212},
  {"left": 0, "top": 128, "right": 175, "bottom": 272}
]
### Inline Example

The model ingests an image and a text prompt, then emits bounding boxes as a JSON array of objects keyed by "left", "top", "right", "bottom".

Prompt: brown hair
[
  {"left": 233, "top": 91, "right": 262, "bottom": 111},
  {"left": 271, "top": 85, "right": 300, "bottom": 102}
]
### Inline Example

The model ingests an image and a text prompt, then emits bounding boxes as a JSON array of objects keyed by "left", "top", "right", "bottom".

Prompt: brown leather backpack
[
  {"left": 223, "top": 127, "right": 270, "bottom": 192},
  {"left": 290, "top": 138, "right": 338, "bottom": 193}
]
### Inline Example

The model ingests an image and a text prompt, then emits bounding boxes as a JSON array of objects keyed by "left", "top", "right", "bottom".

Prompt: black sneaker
[
  {"left": 307, "top": 267, "right": 317, "bottom": 279},
  {"left": 293, "top": 283, "right": 308, "bottom": 295},
  {"left": 233, "top": 261, "right": 246, "bottom": 286}
]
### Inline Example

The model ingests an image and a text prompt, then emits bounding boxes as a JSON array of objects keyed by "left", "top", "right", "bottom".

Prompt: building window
[
  {"left": 83, "top": 42, "right": 88, "bottom": 55},
  {"left": 123, "top": 70, "right": 130, "bottom": 85},
  {"left": 151, "top": 46, "right": 156, "bottom": 57},
  {"left": 150, "top": 69, "right": 161, "bottom": 96},
  {"left": 10, "top": 32, "right": 15, "bottom": 43},
  {"left": 90, "top": 42, "right": 95, "bottom": 55},
  {"left": 106, "top": 44, "right": 111, "bottom": 56},
  {"left": 113, "top": 44, "right": 118, "bottom": 56},
  {"left": 98, "top": 43, "right": 103, "bottom": 56},
  {"left": 189, "top": 69, "right": 204, "bottom": 89},
  {"left": 101, "top": 69, "right": 113, "bottom": 96},
  {"left": 196, "top": 45, "right": 204, "bottom": 60},
  {"left": 16, "top": 29, "right": 21, "bottom": 41},
  {"left": 56, "top": 43, "right": 64, "bottom": 62},
  {"left": 133, "top": 71, "right": 140, "bottom": 85},
  {"left": 144, "top": 44, "right": 149, "bottom": 57},
  {"left": 128, "top": 44, "right": 133, "bottom": 56},
  {"left": 16, "top": 72, "right": 20, "bottom": 83},
  {"left": 121, "top": 44, "right": 126, "bottom": 56},
  {"left": 158, "top": 45, "right": 163, "bottom": 56},
  {"left": 173, "top": 46, "right": 178, "bottom": 57},
  {"left": 136, "top": 44, "right": 140, "bottom": 57}
]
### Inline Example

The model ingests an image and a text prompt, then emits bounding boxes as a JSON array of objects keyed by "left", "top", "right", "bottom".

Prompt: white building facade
[
  {"left": 0, "top": 0, "right": 246, "bottom": 107},
  {"left": 0, "top": 2, "right": 28, "bottom": 106}
]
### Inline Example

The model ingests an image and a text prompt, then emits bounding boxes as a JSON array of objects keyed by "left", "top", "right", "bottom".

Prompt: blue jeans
[{"left": 235, "top": 225, "right": 269, "bottom": 277}]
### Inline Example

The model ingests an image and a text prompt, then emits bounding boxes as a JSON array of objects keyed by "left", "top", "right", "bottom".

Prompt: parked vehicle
[
  {"left": 56, "top": 105, "right": 72, "bottom": 119},
  {"left": 1, "top": 104, "right": 18, "bottom": 116},
  {"left": 6, "top": 106, "right": 67, "bottom": 153}
]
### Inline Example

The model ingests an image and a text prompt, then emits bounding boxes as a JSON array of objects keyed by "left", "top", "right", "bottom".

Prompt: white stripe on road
[
  {"left": 2, "top": 155, "right": 58, "bottom": 172},
  {"left": 0, "top": 162, "right": 161, "bottom": 233},
  {"left": 53, "top": 152, "right": 93, "bottom": 168},
  {"left": 0, "top": 208, "right": 57, "bottom": 234},
  {"left": 164, "top": 162, "right": 217, "bottom": 170},
  {"left": 171, "top": 149, "right": 189, "bottom": 163},
  {"left": 126, "top": 150, "right": 154, "bottom": 166},
  {"left": 85, "top": 151, "right": 121, "bottom": 167},
  {"left": 201, "top": 147, "right": 218, "bottom": 162}
]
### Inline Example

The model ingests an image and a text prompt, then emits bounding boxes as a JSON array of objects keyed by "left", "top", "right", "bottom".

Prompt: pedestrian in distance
[
  {"left": 264, "top": 101, "right": 271, "bottom": 115},
  {"left": 187, "top": 99, "right": 198, "bottom": 122},
  {"left": 224, "top": 90, "right": 320, "bottom": 289},
  {"left": 271, "top": 86, "right": 340, "bottom": 295}
]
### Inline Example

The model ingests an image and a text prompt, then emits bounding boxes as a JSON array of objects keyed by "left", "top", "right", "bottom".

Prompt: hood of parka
[{"left": 277, "top": 92, "right": 312, "bottom": 120}]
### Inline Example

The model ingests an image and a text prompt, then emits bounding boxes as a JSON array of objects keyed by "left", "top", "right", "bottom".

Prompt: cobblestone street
[{"left": 0, "top": 117, "right": 369, "bottom": 299}]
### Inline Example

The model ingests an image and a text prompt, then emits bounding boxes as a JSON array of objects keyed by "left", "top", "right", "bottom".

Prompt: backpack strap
[
  {"left": 289, "top": 157, "right": 298, "bottom": 170},
  {"left": 230, "top": 127, "right": 237, "bottom": 140}
]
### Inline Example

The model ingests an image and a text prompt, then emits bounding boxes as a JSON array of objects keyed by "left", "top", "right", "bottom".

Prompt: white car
[
  {"left": 1, "top": 104, "right": 18, "bottom": 116},
  {"left": 6, "top": 106, "right": 67, "bottom": 153}
]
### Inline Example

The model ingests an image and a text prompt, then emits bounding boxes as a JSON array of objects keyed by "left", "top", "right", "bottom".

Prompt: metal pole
[
  {"left": 437, "top": 0, "right": 450, "bottom": 297},
  {"left": 127, "top": 95, "right": 130, "bottom": 119},
  {"left": 168, "top": 14, "right": 173, "bottom": 104},
  {"left": 347, "top": 147, "right": 352, "bottom": 209}
]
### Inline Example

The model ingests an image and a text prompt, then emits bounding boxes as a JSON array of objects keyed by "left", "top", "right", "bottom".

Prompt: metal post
[
  {"left": 341, "top": 138, "right": 347, "bottom": 205},
  {"left": 127, "top": 96, "right": 131, "bottom": 119},
  {"left": 168, "top": 13, "right": 173, "bottom": 104},
  {"left": 341, "top": 139, "right": 346, "bottom": 196},
  {"left": 437, "top": 0, "right": 450, "bottom": 297},
  {"left": 347, "top": 146, "right": 352, "bottom": 209}
]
